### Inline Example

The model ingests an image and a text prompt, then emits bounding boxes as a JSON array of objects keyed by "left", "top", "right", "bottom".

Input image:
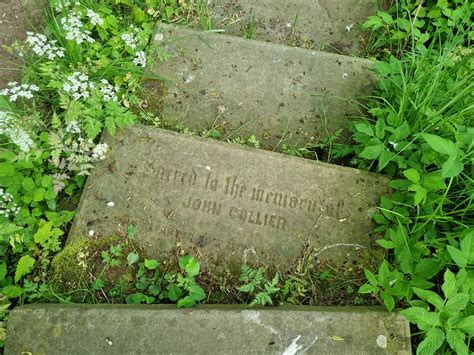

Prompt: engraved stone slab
[
  {"left": 148, "top": 24, "right": 375, "bottom": 151},
  {"left": 69, "top": 126, "right": 390, "bottom": 268},
  {"left": 209, "top": 0, "right": 383, "bottom": 55},
  {"left": 5, "top": 304, "right": 412, "bottom": 354}
]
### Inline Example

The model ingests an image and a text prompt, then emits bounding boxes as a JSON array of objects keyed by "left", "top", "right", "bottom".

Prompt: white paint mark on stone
[
  {"left": 376, "top": 335, "right": 387, "bottom": 349},
  {"left": 286, "top": 22, "right": 292, "bottom": 28},
  {"left": 283, "top": 335, "right": 303, "bottom": 355},
  {"left": 205, "top": 165, "right": 211, "bottom": 171},
  {"left": 338, "top": 218, "right": 347, "bottom": 222},
  {"left": 88, "top": 230, "right": 95, "bottom": 237},
  {"left": 184, "top": 74, "right": 194, "bottom": 83},
  {"left": 241, "top": 310, "right": 278, "bottom": 335},
  {"left": 343, "top": 73, "right": 348, "bottom": 79},
  {"left": 107, "top": 201, "right": 115, "bottom": 207}
]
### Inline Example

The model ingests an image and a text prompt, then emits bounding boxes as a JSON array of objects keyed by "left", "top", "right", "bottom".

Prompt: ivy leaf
[
  {"left": 416, "top": 328, "right": 445, "bottom": 355},
  {"left": 15, "top": 255, "right": 35, "bottom": 282}
]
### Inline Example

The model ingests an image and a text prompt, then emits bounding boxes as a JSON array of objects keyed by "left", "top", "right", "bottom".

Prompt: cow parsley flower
[
  {"left": 87, "top": 9, "right": 104, "bottom": 26},
  {"left": 0, "top": 188, "right": 20, "bottom": 219},
  {"left": 0, "top": 82, "right": 39, "bottom": 102},
  {"left": 54, "top": 0, "right": 73, "bottom": 13},
  {"left": 61, "top": 13, "right": 95, "bottom": 45},
  {"left": 121, "top": 27, "right": 140, "bottom": 49},
  {"left": 100, "top": 79, "right": 119, "bottom": 102},
  {"left": 0, "top": 111, "right": 34, "bottom": 152},
  {"left": 65, "top": 120, "right": 81, "bottom": 134},
  {"left": 25, "top": 32, "right": 65, "bottom": 60},
  {"left": 63, "top": 72, "right": 95, "bottom": 100},
  {"left": 133, "top": 51, "right": 147, "bottom": 67},
  {"left": 92, "top": 143, "right": 109, "bottom": 160}
]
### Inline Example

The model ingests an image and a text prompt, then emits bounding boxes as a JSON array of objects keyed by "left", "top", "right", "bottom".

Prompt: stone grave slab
[
  {"left": 147, "top": 24, "right": 375, "bottom": 151},
  {"left": 69, "top": 126, "right": 390, "bottom": 268},
  {"left": 0, "top": 0, "right": 45, "bottom": 86},
  {"left": 209, "top": 0, "right": 383, "bottom": 55},
  {"left": 5, "top": 304, "right": 412, "bottom": 354}
]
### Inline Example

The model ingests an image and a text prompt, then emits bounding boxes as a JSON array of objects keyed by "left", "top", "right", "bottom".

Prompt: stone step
[
  {"left": 147, "top": 24, "right": 375, "bottom": 151},
  {"left": 5, "top": 304, "right": 412, "bottom": 354},
  {"left": 69, "top": 126, "right": 390, "bottom": 270},
  {"left": 209, "top": 0, "right": 382, "bottom": 55}
]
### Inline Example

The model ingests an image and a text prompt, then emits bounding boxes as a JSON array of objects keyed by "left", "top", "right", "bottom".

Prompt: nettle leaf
[
  {"left": 420, "top": 133, "right": 457, "bottom": 156},
  {"left": 447, "top": 245, "right": 467, "bottom": 268},
  {"left": 412, "top": 288, "right": 445, "bottom": 311},
  {"left": 446, "top": 329, "right": 468, "bottom": 355},
  {"left": 15, "top": 255, "right": 35, "bottom": 282},
  {"left": 444, "top": 293, "right": 470, "bottom": 314},
  {"left": 416, "top": 328, "right": 445, "bottom": 355},
  {"left": 359, "top": 144, "right": 384, "bottom": 159},
  {"left": 400, "top": 307, "right": 439, "bottom": 330},
  {"left": 442, "top": 269, "right": 457, "bottom": 299},
  {"left": 457, "top": 316, "right": 474, "bottom": 335}
]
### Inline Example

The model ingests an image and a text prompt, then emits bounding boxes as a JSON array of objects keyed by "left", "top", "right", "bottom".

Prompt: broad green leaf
[
  {"left": 167, "top": 284, "right": 183, "bottom": 302},
  {"left": 376, "top": 239, "right": 395, "bottom": 249},
  {"left": 377, "top": 11, "right": 394, "bottom": 24},
  {"left": 354, "top": 123, "right": 374, "bottom": 136},
  {"left": 375, "top": 119, "right": 386, "bottom": 139},
  {"left": 359, "top": 144, "right": 384, "bottom": 159},
  {"left": 363, "top": 15, "right": 383, "bottom": 29},
  {"left": 177, "top": 295, "right": 196, "bottom": 308},
  {"left": 400, "top": 307, "right": 439, "bottom": 330},
  {"left": 21, "top": 177, "right": 35, "bottom": 191},
  {"left": 359, "top": 284, "right": 375, "bottom": 294},
  {"left": 34, "top": 221, "right": 54, "bottom": 245},
  {"left": 416, "top": 328, "right": 445, "bottom": 355},
  {"left": 126, "top": 293, "right": 146, "bottom": 304},
  {"left": 444, "top": 293, "right": 469, "bottom": 314},
  {"left": 1, "top": 285, "right": 23, "bottom": 298},
  {"left": 188, "top": 283, "right": 206, "bottom": 301},
  {"left": 446, "top": 329, "right": 468, "bottom": 355},
  {"left": 364, "top": 269, "right": 378, "bottom": 286},
  {"left": 0, "top": 262, "right": 6, "bottom": 281},
  {"left": 0, "top": 163, "right": 15, "bottom": 177},
  {"left": 414, "top": 258, "right": 444, "bottom": 280},
  {"left": 144, "top": 259, "right": 159, "bottom": 270},
  {"left": 179, "top": 256, "right": 200, "bottom": 277},
  {"left": 442, "top": 157, "right": 464, "bottom": 178},
  {"left": 381, "top": 291, "right": 395, "bottom": 312},
  {"left": 127, "top": 252, "right": 139, "bottom": 266},
  {"left": 460, "top": 234, "right": 474, "bottom": 264},
  {"left": 447, "top": 245, "right": 467, "bottom": 268},
  {"left": 403, "top": 168, "right": 420, "bottom": 182},
  {"left": 420, "top": 133, "right": 457, "bottom": 156},
  {"left": 442, "top": 269, "right": 457, "bottom": 299},
  {"left": 378, "top": 150, "right": 395, "bottom": 170},
  {"left": 457, "top": 316, "right": 474, "bottom": 335},
  {"left": 413, "top": 288, "right": 444, "bottom": 311},
  {"left": 14, "top": 255, "right": 35, "bottom": 282}
]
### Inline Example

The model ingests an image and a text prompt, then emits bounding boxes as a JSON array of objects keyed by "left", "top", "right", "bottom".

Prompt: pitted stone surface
[
  {"left": 5, "top": 304, "right": 411, "bottom": 354},
  {"left": 210, "top": 0, "right": 384, "bottom": 55},
  {"left": 69, "top": 126, "right": 390, "bottom": 268},
  {"left": 148, "top": 24, "right": 375, "bottom": 151},
  {"left": 0, "top": 0, "right": 45, "bottom": 86}
]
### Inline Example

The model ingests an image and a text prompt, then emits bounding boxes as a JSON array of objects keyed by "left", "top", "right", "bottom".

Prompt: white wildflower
[
  {"left": 54, "top": 0, "right": 73, "bottom": 13},
  {"left": 92, "top": 143, "right": 109, "bottom": 160},
  {"left": 133, "top": 51, "right": 147, "bottom": 67},
  {"left": 25, "top": 32, "right": 65, "bottom": 60},
  {"left": 121, "top": 27, "right": 140, "bottom": 49},
  {"left": 107, "top": 201, "right": 115, "bottom": 207},
  {"left": 100, "top": 79, "right": 119, "bottom": 102},
  {"left": 86, "top": 9, "right": 104, "bottom": 26},
  {"left": 63, "top": 72, "right": 95, "bottom": 100},
  {"left": 61, "top": 13, "right": 95, "bottom": 45},
  {"left": 0, "top": 111, "right": 34, "bottom": 152},
  {"left": 0, "top": 188, "right": 20, "bottom": 219},
  {"left": 345, "top": 24, "right": 354, "bottom": 32},
  {"left": 389, "top": 141, "right": 398, "bottom": 149},
  {"left": 76, "top": 250, "right": 90, "bottom": 270},
  {"left": 0, "top": 82, "right": 39, "bottom": 102},
  {"left": 88, "top": 230, "right": 95, "bottom": 237},
  {"left": 65, "top": 120, "right": 81, "bottom": 134}
]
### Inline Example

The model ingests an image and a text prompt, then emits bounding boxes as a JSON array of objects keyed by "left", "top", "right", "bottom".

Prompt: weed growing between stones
[{"left": 335, "top": 2, "right": 474, "bottom": 353}]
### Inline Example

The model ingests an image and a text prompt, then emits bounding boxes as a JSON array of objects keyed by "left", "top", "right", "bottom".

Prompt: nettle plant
[{"left": 336, "top": 14, "right": 474, "bottom": 355}]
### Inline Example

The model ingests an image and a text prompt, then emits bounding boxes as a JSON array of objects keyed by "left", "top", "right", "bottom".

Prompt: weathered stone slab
[
  {"left": 209, "top": 0, "right": 383, "bottom": 54},
  {"left": 69, "top": 126, "right": 390, "bottom": 268},
  {"left": 5, "top": 304, "right": 412, "bottom": 354},
  {"left": 148, "top": 24, "right": 375, "bottom": 151},
  {"left": 0, "top": 0, "right": 45, "bottom": 86}
]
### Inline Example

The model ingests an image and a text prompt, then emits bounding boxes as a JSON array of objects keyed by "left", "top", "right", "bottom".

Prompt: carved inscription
[{"left": 141, "top": 161, "right": 347, "bottom": 232}]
